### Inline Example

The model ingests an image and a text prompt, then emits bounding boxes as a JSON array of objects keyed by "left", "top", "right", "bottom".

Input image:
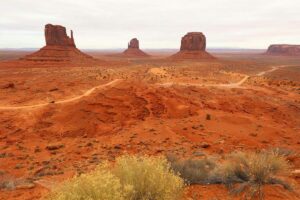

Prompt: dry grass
[
  {"left": 220, "top": 150, "right": 292, "bottom": 200},
  {"left": 167, "top": 154, "right": 218, "bottom": 184},
  {"left": 167, "top": 150, "right": 293, "bottom": 200},
  {"left": 0, "top": 171, "right": 16, "bottom": 190}
]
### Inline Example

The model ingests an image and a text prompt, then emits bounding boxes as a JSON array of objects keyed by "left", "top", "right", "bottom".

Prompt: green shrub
[
  {"left": 113, "top": 155, "right": 184, "bottom": 200},
  {"left": 46, "top": 162, "right": 131, "bottom": 200},
  {"left": 220, "top": 151, "right": 292, "bottom": 200}
]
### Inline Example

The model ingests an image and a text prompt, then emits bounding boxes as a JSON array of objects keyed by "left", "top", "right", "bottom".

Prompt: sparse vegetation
[
  {"left": 0, "top": 179, "right": 15, "bottom": 190},
  {"left": 168, "top": 150, "right": 293, "bottom": 200},
  {"left": 44, "top": 151, "right": 293, "bottom": 200},
  {"left": 219, "top": 150, "right": 292, "bottom": 200},
  {"left": 46, "top": 163, "right": 128, "bottom": 200},
  {"left": 46, "top": 155, "right": 184, "bottom": 200},
  {"left": 113, "top": 155, "right": 184, "bottom": 200},
  {"left": 268, "top": 147, "right": 294, "bottom": 157},
  {"left": 167, "top": 154, "right": 218, "bottom": 184}
]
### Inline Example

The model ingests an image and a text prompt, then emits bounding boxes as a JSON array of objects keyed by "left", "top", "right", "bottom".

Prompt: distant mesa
[
  {"left": 171, "top": 32, "right": 215, "bottom": 60},
  {"left": 21, "top": 24, "right": 96, "bottom": 63},
  {"left": 122, "top": 38, "right": 150, "bottom": 57},
  {"left": 266, "top": 44, "right": 300, "bottom": 56},
  {"left": 128, "top": 38, "right": 139, "bottom": 49}
]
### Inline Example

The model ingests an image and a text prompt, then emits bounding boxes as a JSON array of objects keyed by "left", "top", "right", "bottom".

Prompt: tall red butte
[
  {"left": 21, "top": 24, "right": 96, "bottom": 63},
  {"left": 122, "top": 38, "right": 149, "bottom": 57},
  {"left": 171, "top": 32, "right": 215, "bottom": 60}
]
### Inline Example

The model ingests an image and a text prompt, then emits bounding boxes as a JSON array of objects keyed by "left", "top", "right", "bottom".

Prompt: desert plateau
[{"left": 1, "top": 1, "right": 300, "bottom": 200}]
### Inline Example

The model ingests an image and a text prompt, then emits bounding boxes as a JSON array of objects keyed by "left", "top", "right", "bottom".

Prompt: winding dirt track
[
  {"left": 159, "top": 65, "right": 284, "bottom": 88},
  {"left": 0, "top": 66, "right": 284, "bottom": 110},
  {"left": 0, "top": 79, "right": 122, "bottom": 110}
]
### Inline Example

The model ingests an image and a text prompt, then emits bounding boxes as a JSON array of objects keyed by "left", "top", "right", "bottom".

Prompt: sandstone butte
[
  {"left": 20, "top": 24, "right": 96, "bottom": 63},
  {"left": 122, "top": 38, "right": 150, "bottom": 57},
  {"left": 171, "top": 32, "right": 215, "bottom": 60},
  {"left": 266, "top": 44, "right": 300, "bottom": 56}
]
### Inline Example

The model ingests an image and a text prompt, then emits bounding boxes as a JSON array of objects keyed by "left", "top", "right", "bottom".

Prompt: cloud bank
[{"left": 0, "top": 0, "right": 299, "bottom": 49}]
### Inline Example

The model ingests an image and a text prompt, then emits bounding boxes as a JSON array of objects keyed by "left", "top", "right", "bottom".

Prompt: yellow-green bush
[
  {"left": 46, "top": 156, "right": 184, "bottom": 200},
  {"left": 46, "top": 163, "right": 131, "bottom": 200},
  {"left": 113, "top": 155, "right": 185, "bottom": 200}
]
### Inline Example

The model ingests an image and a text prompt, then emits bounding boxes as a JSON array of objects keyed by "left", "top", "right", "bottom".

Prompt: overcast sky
[{"left": 1, "top": 0, "right": 299, "bottom": 49}]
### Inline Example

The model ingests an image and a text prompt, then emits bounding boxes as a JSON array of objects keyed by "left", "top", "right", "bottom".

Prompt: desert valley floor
[{"left": 0, "top": 51, "right": 299, "bottom": 199}]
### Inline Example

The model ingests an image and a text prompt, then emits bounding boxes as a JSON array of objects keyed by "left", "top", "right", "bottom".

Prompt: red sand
[{"left": 0, "top": 52, "right": 299, "bottom": 199}]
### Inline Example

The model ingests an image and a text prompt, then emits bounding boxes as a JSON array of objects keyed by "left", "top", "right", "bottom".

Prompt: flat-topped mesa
[
  {"left": 171, "top": 32, "right": 215, "bottom": 60},
  {"left": 180, "top": 32, "right": 206, "bottom": 51},
  {"left": 122, "top": 38, "right": 149, "bottom": 57},
  {"left": 128, "top": 38, "right": 139, "bottom": 49},
  {"left": 266, "top": 44, "right": 300, "bottom": 56},
  {"left": 45, "top": 24, "right": 76, "bottom": 47}
]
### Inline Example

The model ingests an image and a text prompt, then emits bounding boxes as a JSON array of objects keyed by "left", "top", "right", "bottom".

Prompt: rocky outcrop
[
  {"left": 45, "top": 24, "right": 76, "bottom": 47},
  {"left": 171, "top": 32, "right": 215, "bottom": 60},
  {"left": 180, "top": 32, "right": 206, "bottom": 51},
  {"left": 122, "top": 38, "right": 149, "bottom": 57},
  {"left": 266, "top": 44, "right": 300, "bottom": 56},
  {"left": 128, "top": 38, "right": 139, "bottom": 49},
  {"left": 21, "top": 24, "right": 97, "bottom": 63}
]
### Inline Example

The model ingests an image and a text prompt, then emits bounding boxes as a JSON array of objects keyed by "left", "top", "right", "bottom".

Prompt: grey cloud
[{"left": 0, "top": 0, "right": 299, "bottom": 48}]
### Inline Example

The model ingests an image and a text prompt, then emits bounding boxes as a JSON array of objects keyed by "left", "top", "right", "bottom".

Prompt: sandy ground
[{"left": 0, "top": 51, "right": 299, "bottom": 199}]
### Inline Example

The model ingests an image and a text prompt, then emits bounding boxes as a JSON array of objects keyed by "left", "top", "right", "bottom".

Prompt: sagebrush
[
  {"left": 167, "top": 154, "right": 218, "bottom": 184},
  {"left": 46, "top": 155, "right": 184, "bottom": 200},
  {"left": 46, "top": 163, "right": 129, "bottom": 200},
  {"left": 220, "top": 151, "right": 292, "bottom": 200},
  {"left": 113, "top": 155, "right": 185, "bottom": 200}
]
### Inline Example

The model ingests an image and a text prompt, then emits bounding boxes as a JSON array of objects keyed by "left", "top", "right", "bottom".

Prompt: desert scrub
[
  {"left": 113, "top": 155, "right": 185, "bottom": 200},
  {"left": 167, "top": 154, "right": 218, "bottom": 184},
  {"left": 46, "top": 155, "right": 184, "bottom": 200},
  {"left": 220, "top": 150, "right": 292, "bottom": 200},
  {"left": 45, "top": 162, "right": 131, "bottom": 200}
]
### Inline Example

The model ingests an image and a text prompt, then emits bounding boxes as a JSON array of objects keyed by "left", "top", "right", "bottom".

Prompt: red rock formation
[
  {"left": 128, "top": 38, "right": 139, "bottom": 49},
  {"left": 266, "top": 44, "right": 300, "bottom": 56},
  {"left": 45, "top": 24, "right": 76, "bottom": 47},
  {"left": 180, "top": 32, "right": 206, "bottom": 51},
  {"left": 171, "top": 32, "right": 215, "bottom": 60},
  {"left": 122, "top": 38, "right": 149, "bottom": 57},
  {"left": 21, "top": 24, "right": 97, "bottom": 63}
]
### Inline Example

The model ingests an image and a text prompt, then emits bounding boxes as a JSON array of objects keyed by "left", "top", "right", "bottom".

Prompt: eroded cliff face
[
  {"left": 45, "top": 24, "right": 76, "bottom": 47},
  {"left": 266, "top": 44, "right": 300, "bottom": 56},
  {"left": 171, "top": 32, "right": 215, "bottom": 60},
  {"left": 180, "top": 32, "right": 206, "bottom": 51}
]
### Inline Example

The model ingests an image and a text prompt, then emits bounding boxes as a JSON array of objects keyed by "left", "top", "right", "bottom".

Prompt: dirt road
[
  {"left": 0, "top": 79, "right": 122, "bottom": 110},
  {"left": 0, "top": 66, "right": 286, "bottom": 110},
  {"left": 159, "top": 65, "right": 285, "bottom": 88}
]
